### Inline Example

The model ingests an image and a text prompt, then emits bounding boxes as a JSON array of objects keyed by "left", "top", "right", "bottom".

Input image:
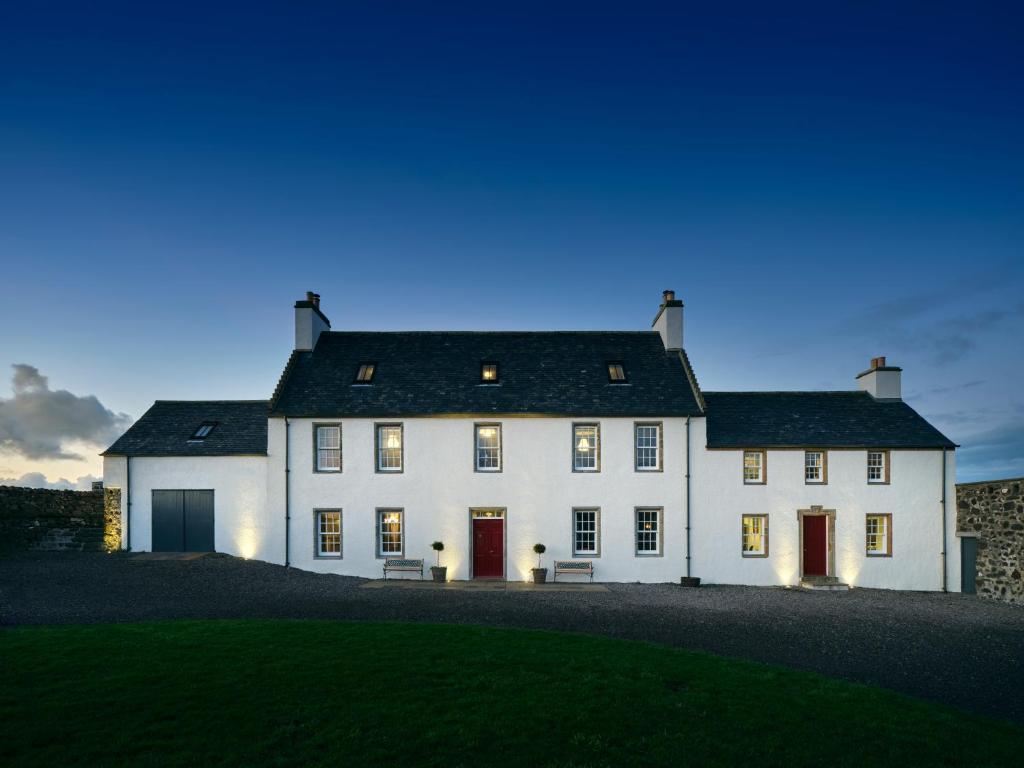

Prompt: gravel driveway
[{"left": 2, "top": 551, "right": 1022, "bottom": 723}]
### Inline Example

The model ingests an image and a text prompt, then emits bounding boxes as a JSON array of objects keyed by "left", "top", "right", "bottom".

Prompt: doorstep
[
  {"left": 129, "top": 552, "right": 209, "bottom": 561},
  {"left": 361, "top": 580, "right": 608, "bottom": 592},
  {"left": 799, "top": 575, "right": 850, "bottom": 591}
]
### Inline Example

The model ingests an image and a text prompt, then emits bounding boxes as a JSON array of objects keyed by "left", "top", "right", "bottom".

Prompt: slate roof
[
  {"left": 103, "top": 400, "right": 269, "bottom": 456},
  {"left": 703, "top": 391, "right": 955, "bottom": 449},
  {"left": 269, "top": 331, "right": 703, "bottom": 417}
]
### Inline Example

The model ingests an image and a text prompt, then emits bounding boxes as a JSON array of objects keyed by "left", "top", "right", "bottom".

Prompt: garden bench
[
  {"left": 382, "top": 558, "right": 424, "bottom": 580},
  {"left": 553, "top": 560, "right": 594, "bottom": 582}
]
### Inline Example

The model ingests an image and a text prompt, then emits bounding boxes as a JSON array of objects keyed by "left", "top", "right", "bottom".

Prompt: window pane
[
  {"left": 608, "top": 363, "right": 626, "bottom": 381},
  {"left": 868, "top": 452, "right": 885, "bottom": 482},
  {"left": 378, "top": 426, "right": 402, "bottom": 470},
  {"left": 574, "top": 510, "right": 597, "bottom": 554},
  {"left": 742, "top": 515, "right": 766, "bottom": 555},
  {"left": 379, "top": 510, "right": 403, "bottom": 555},
  {"left": 481, "top": 363, "right": 498, "bottom": 382},
  {"left": 636, "top": 509, "right": 660, "bottom": 553},
  {"left": 744, "top": 451, "right": 762, "bottom": 482},
  {"left": 805, "top": 452, "right": 821, "bottom": 481},
  {"left": 636, "top": 425, "right": 660, "bottom": 469},
  {"left": 476, "top": 426, "right": 501, "bottom": 470},
  {"left": 356, "top": 363, "right": 375, "bottom": 382},
  {"left": 867, "top": 515, "right": 888, "bottom": 554},
  {"left": 574, "top": 425, "right": 598, "bottom": 470},
  {"left": 317, "top": 426, "right": 341, "bottom": 470},
  {"left": 318, "top": 511, "right": 341, "bottom": 556}
]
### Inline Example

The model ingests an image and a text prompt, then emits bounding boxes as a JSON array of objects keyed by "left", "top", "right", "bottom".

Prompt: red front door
[
  {"left": 473, "top": 518, "right": 504, "bottom": 579},
  {"left": 803, "top": 515, "right": 828, "bottom": 576}
]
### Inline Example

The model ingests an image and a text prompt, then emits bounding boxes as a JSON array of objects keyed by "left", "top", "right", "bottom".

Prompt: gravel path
[{"left": 2, "top": 551, "right": 1022, "bottom": 723}]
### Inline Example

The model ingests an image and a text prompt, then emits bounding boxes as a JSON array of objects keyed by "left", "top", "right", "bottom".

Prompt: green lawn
[{"left": 1, "top": 621, "right": 1020, "bottom": 767}]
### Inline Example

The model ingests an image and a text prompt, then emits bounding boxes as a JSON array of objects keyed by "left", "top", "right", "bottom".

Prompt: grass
[{"left": 1, "top": 620, "right": 1021, "bottom": 767}]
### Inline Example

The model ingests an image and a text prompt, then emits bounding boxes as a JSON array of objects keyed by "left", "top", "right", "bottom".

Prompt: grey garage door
[{"left": 152, "top": 490, "right": 215, "bottom": 552}]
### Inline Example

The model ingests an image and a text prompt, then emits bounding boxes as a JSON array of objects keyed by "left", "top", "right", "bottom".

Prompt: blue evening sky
[{"left": 1, "top": 1, "right": 1021, "bottom": 484}]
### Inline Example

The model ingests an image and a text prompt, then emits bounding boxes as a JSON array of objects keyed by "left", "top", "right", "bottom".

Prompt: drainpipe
[
  {"left": 940, "top": 448, "right": 948, "bottom": 592},
  {"left": 284, "top": 417, "right": 291, "bottom": 568},
  {"left": 125, "top": 455, "right": 131, "bottom": 552},
  {"left": 685, "top": 416, "right": 691, "bottom": 578}
]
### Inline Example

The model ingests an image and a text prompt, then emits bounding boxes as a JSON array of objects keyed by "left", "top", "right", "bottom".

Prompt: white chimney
[
  {"left": 295, "top": 291, "right": 330, "bottom": 351},
  {"left": 856, "top": 356, "right": 902, "bottom": 400},
  {"left": 652, "top": 289, "right": 684, "bottom": 352}
]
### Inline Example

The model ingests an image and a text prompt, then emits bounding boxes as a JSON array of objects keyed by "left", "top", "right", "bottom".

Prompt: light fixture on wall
[
  {"left": 386, "top": 432, "right": 401, "bottom": 449},
  {"left": 577, "top": 436, "right": 591, "bottom": 452}
]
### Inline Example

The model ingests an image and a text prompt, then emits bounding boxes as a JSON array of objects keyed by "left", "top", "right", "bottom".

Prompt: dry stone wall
[
  {"left": 0, "top": 485, "right": 107, "bottom": 551},
  {"left": 957, "top": 477, "right": 1024, "bottom": 605}
]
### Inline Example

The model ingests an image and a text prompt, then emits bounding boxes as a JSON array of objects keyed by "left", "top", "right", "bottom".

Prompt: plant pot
[
  {"left": 531, "top": 568, "right": 548, "bottom": 584},
  {"left": 430, "top": 566, "right": 447, "bottom": 583},
  {"left": 679, "top": 576, "right": 701, "bottom": 588}
]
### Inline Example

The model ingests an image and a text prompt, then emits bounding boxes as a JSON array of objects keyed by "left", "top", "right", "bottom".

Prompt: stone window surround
[
  {"left": 473, "top": 422, "right": 503, "bottom": 473},
  {"left": 313, "top": 423, "right": 342, "bottom": 473},
  {"left": 571, "top": 507, "right": 601, "bottom": 557},
  {"left": 634, "top": 506, "right": 664, "bottom": 557},
  {"left": 865, "top": 512, "right": 893, "bottom": 557},
  {"left": 743, "top": 449, "right": 767, "bottom": 485},
  {"left": 634, "top": 422, "right": 664, "bottom": 473},
  {"left": 375, "top": 507, "right": 404, "bottom": 559},
  {"left": 314, "top": 508, "right": 342, "bottom": 559},
  {"left": 572, "top": 423, "right": 601, "bottom": 473},
  {"left": 741, "top": 513, "right": 769, "bottom": 557},
  {"left": 867, "top": 449, "right": 891, "bottom": 485},
  {"left": 804, "top": 450, "right": 828, "bottom": 485},
  {"left": 374, "top": 422, "right": 404, "bottom": 473}
]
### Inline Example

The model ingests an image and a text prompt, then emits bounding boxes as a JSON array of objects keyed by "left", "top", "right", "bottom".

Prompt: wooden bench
[
  {"left": 383, "top": 558, "right": 424, "bottom": 580},
  {"left": 553, "top": 560, "right": 594, "bottom": 582}
]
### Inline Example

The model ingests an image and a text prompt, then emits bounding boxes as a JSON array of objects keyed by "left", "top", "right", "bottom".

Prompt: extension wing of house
[{"left": 103, "top": 291, "right": 959, "bottom": 590}]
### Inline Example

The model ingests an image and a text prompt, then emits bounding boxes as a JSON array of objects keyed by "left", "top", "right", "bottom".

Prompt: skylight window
[
  {"left": 607, "top": 362, "right": 627, "bottom": 383},
  {"left": 354, "top": 363, "right": 376, "bottom": 383},
  {"left": 480, "top": 362, "right": 499, "bottom": 383},
  {"left": 190, "top": 422, "right": 217, "bottom": 440}
]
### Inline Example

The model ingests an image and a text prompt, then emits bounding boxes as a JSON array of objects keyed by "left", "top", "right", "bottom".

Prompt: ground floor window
[
  {"left": 377, "top": 509, "right": 404, "bottom": 557},
  {"left": 572, "top": 508, "right": 600, "bottom": 556},
  {"left": 316, "top": 510, "right": 342, "bottom": 557},
  {"left": 635, "top": 507, "right": 663, "bottom": 555},
  {"left": 741, "top": 514, "right": 768, "bottom": 557},
  {"left": 866, "top": 514, "right": 892, "bottom": 556}
]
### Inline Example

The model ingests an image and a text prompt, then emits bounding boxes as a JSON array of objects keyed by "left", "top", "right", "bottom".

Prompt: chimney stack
[
  {"left": 295, "top": 291, "right": 331, "bottom": 351},
  {"left": 652, "top": 289, "right": 684, "bottom": 352},
  {"left": 856, "top": 356, "right": 902, "bottom": 400}
]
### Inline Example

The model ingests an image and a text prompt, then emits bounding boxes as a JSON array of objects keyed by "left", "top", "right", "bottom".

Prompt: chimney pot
[
  {"left": 312, "top": 293, "right": 320, "bottom": 309},
  {"left": 663, "top": 290, "right": 675, "bottom": 303},
  {"left": 306, "top": 291, "right": 315, "bottom": 303}
]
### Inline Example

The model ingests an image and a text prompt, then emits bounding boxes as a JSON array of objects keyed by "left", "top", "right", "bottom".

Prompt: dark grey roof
[
  {"left": 703, "top": 391, "right": 955, "bottom": 449},
  {"left": 103, "top": 401, "right": 269, "bottom": 456},
  {"left": 270, "top": 331, "right": 703, "bottom": 417}
]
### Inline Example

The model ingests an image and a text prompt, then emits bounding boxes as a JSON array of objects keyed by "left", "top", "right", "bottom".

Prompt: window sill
[
  {"left": 314, "top": 555, "right": 343, "bottom": 560},
  {"left": 865, "top": 552, "right": 892, "bottom": 558},
  {"left": 572, "top": 553, "right": 600, "bottom": 559},
  {"left": 741, "top": 553, "right": 768, "bottom": 558},
  {"left": 743, "top": 480, "right": 766, "bottom": 485}
]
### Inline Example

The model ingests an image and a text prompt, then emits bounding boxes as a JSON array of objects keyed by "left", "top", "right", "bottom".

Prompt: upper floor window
[
  {"left": 354, "top": 363, "right": 376, "bottom": 384},
  {"left": 867, "top": 450, "right": 889, "bottom": 484},
  {"left": 475, "top": 424, "right": 502, "bottom": 472},
  {"left": 607, "top": 362, "right": 627, "bottom": 383},
  {"left": 804, "top": 451, "right": 826, "bottom": 484},
  {"left": 635, "top": 507, "right": 663, "bottom": 556},
  {"left": 573, "top": 508, "right": 600, "bottom": 556},
  {"left": 316, "top": 509, "right": 342, "bottom": 557},
  {"left": 314, "top": 424, "right": 341, "bottom": 472},
  {"left": 742, "top": 514, "right": 768, "bottom": 557},
  {"left": 635, "top": 422, "right": 663, "bottom": 471},
  {"left": 377, "top": 508, "right": 404, "bottom": 557},
  {"left": 743, "top": 450, "right": 765, "bottom": 484},
  {"left": 376, "top": 424, "right": 403, "bottom": 472},
  {"left": 190, "top": 422, "right": 217, "bottom": 441},
  {"left": 480, "top": 362, "right": 499, "bottom": 383},
  {"left": 573, "top": 423, "right": 600, "bottom": 472},
  {"left": 866, "top": 514, "right": 892, "bottom": 556}
]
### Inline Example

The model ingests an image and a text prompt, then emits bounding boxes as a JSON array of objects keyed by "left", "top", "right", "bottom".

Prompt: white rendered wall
[
  {"left": 103, "top": 455, "right": 270, "bottom": 559},
  {"left": 267, "top": 417, "right": 689, "bottom": 582},
  {"left": 689, "top": 418, "right": 958, "bottom": 591}
]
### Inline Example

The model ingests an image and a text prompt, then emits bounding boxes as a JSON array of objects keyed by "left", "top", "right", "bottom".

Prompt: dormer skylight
[
  {"left": 607, "top": 362, "right": 627, "bottom": 383},
  {"left": 190, "top": 422, "right": 217, "bottom": 441},
  {"left": 354, "top": 363, "right": 376, "bottom": 384},
  {"left": 480, "top": 362, "right": 499, "bottom": 384}
]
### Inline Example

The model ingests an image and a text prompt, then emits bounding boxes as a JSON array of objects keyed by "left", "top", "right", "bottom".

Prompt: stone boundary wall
[
  {"left": 0, "top": 485, "right": 109, "bottom": 551},
  {"left": 957, "top": 477, "right": 1024, "bottom": 605}
]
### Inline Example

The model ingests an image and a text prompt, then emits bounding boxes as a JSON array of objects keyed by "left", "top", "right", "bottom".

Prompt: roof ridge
[
  {"left": 319, "top": 330, "right": 660, "bottom": 335},
  {"left": 152, "top": 399, "right": 270, "bottom": 404},
  {"left": 704, "top": 390, "right": 871, "bottom": 395}
]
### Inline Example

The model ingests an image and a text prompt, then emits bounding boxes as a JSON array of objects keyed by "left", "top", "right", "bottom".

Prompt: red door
[
  {"left": 473, "top": 518, "right": 504, "bottom": 579},
  {"left": 803, "top": 516, "right": 827, "bottom": 576}
]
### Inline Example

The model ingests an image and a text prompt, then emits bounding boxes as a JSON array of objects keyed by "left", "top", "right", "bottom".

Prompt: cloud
[
  {"left": 955, "top": 421, "right": 1024, "bottom": 483},
  {"left": 0, "top": 364, "right": 132, "bottom": 460},
  {"left": 0, "top": 472, "right": 101, "bottom": 491}
]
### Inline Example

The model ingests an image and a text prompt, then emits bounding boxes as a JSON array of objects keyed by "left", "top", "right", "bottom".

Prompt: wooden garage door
[{"left": 152, "top": 490, "right": 214, "bottom": 552}]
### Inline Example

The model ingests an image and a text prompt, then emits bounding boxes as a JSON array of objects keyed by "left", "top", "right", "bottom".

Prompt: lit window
[
  {"left": 190, "top": 422, "right": 216, "bottom": 440},
  {"left": 742, "top": 514, "right": 768, "bottom": 557},
  {"left": 475, "top": 424, "right": 502, "bottom": 471},
  {"left": 804, "top": 451, "right": 826, "bottom": 484},
  {"left": 635, "top": 507, "right": 662, "bottom": 555},
  {"left": 573, "top": 508, "right": 600, "bottom": 556},
  {"left": 635, "top": 423, "right": 662, "bottom": 471},
  {"left": 573, "top": 424, "right": 600, "bottom": 472},
  {"left": 866, "top": 514, "right": 891, "bottom": 556},
  {"left": 354, "top": 363, "right": 376, "bottom": 383},
  {"left": 315, "top": 424, "right": 341, "bottom": 472},
  {"left": 607, "top": 362, "right": 627, "bottom": 383},
  {"left": 743, "top": 451, "right": 765, "bottom": 484},
  {"left": 316, "top": 510, "right": 342, "bottom": 557},
  {"left": 480, "top": 362, "right": 499, "bottom": 383},
  {"left": 376, "top": 424, "right": 403, "bottom": 472},
  {"left": 377, "top": 509, "right": 404, "bottom": 557},
  {"left": 868, "top": 451, "right": 888, "bottom": 484}
]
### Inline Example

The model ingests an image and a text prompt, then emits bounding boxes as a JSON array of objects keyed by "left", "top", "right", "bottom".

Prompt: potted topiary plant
[
  {"left": 430, "top": 541, "right": 446, "bottom": 582},
  {"left": 531, "top": 543, "right": 547, "bottom": 584}
]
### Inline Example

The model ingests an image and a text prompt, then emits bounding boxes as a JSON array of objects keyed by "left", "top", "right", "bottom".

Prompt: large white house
[{"left": 103, "top": 291, "right": 960, "bottom": 590}]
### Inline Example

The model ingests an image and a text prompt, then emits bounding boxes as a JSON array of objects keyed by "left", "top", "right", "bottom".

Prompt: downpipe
[
  {"left": 941, "top": 448, "right": 947, "bottom": 592},
  {"left": 285, "top": 417, "right": 291, "bottom": 568},
  {"left": 685, "top": 416, "right": 691, "bottom": 578},
  {"left": 125, "top": 455, "right": 131, "bottom": 552}
]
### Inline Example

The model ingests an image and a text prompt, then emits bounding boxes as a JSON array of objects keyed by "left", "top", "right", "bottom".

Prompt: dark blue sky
[{"left": 1, "top": 1, "right": 1021, "bottom": 484}]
